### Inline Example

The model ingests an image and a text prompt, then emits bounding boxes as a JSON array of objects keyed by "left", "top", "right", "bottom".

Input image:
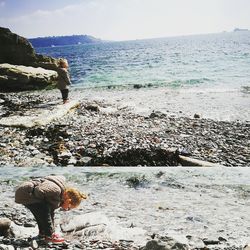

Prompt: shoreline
[
  {"left": 0, "top": 88, "right": 249, "bottom": 167},
  {"left": 0, "top": 167, "right": 250, "bottom": 249},
  {"left": 70, "top": 85, "right": 250, "bottom": 122}
]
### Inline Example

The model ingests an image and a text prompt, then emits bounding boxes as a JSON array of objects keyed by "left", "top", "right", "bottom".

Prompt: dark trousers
[
  {"left": 60, "top": 89, "right": 69, "bottom": 101},
  {"left": 25, "top": 202, "right": 55, "bottom": 237}
]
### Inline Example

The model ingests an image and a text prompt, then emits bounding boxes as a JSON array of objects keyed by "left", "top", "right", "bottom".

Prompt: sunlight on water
[{"left": 36, "top": 32, "right": 250, "bottom": 91}]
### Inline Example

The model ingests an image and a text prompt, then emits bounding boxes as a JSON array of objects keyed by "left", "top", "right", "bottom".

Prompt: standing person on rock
[
  {"left": 57, "top": 59, "right": 72, "bottom": 104},
  {"left": 15, "top": 175, "right": 87, "bottom": 244}
]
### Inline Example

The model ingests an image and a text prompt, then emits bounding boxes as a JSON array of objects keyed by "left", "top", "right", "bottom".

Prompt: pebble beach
[
  {"left": 0, "top": 87, "right": 249, "bottom": 167},
  {"left": 0, "top": 71, "right": 250, "bottom": 250}
]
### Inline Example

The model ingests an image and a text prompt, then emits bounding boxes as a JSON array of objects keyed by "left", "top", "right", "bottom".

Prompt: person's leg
[
  {"left": 60, "top": 89, "right": 65, "bottom": 101},
  {"left": 50, "top": 209, "right": 55, "bottom": 229},
  {"left": 25, "top": 203, "right": 65, "bottom": 243},
  {"left": 61, "top": 89, "right": 69, "bottom": 103},
  {"left": 25, "top": 202, "right": 54, "bottom": 237}
]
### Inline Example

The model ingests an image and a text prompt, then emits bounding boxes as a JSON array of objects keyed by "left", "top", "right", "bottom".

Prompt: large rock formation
[
  {"left": 0, "top": 27, "right": 37, "bottom": 66},
  {"left": 0, "top": 27, "right": 63, "bottom": 91},
  {"left": 0, "top": 63, "right": 58, "bottom": 91},
  {"left": 0, "top": 27, "right": 60, "bottom": 70}
]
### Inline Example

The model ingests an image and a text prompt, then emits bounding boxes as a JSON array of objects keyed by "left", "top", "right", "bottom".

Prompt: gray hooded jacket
[
  {"left": 15, "top": 175, "right": 66, "bottom": 210},
  {"left": 57, "top": 67, "right": 71, "bottom": 90}
]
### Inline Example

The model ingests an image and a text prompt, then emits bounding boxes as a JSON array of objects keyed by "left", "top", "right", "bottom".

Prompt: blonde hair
[
  {"left": 65, "top": 188, "right": 87, "bottom": 208},
  {"left": 59, "top": 59, "right": 69, "bottom": 69}
]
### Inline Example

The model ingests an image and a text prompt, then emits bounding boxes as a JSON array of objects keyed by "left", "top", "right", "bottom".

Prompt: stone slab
[{"left": 0, "top": 100, "right": 80, "bottom": 128}]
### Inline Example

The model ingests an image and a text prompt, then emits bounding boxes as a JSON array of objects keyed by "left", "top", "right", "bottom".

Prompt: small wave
[
  {"left": 73, "top": 82, "right": 156, "bottom": 91},
  {"left": 167, "top": 78, "right": 212, "bottom": 87},
  {"left": 72, "top": 77, "right": 214, "bottom": 91},
  {"left": 179, "top": 87, "right": 240, "bottom": 94},
  {"left": 186, "top": 78, "right": 212, "bottom": 84}
]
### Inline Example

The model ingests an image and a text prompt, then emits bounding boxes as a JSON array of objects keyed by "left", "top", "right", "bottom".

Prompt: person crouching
[{"left": 15, "top": 175, "right": 87, "bottom": 244}]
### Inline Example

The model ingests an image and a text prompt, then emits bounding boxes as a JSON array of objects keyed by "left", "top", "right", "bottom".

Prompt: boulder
[
  {"left": 0, "top": 27, "right": 66, "bottom": 91},
  {"left": 143, "top": 240, "right": 168, "bottom": 250},
  {"left": 9, "top": 222, "right": 37, "bottom": 238},
  {"left": 0, "top": 218, "right": 11, "bottom": 237},
  {"left": 142, "top": 236, "right": 189, "bottom": 250},
  {"left": 0, "top": 27, "right": 60, "bottom": 70},
  {"left": 0, "top": 27, "right": 36, "bottom": 66},
  {"left": 0, "top": 63, "right": 58, "bottom": 91},
  {"left": 85, "top": 103, "right": 100, "bottom": 112}
]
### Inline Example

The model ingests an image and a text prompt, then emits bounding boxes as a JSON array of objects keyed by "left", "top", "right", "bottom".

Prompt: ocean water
[{"left": 36, "top": 31, "right": 250, "bottom": 92}]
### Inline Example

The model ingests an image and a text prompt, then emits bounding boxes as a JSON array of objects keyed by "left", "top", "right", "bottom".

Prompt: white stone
[
  {"left": 10, "top": 222, "right": 37, "bottom": 238},
  {"left": 0, "top": 244, "right": 15, "bottom": 250},
  {"left": 60, "top": 212, "right": 147, "bottom": 245}
]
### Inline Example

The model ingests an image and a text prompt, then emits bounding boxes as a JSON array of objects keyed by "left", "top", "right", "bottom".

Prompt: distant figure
[
  {"left": 57, "top": 59, "right": 71, "bottom": 104},
  {"left": 15, "top": 175, "right": 87, "bottom": 244}
]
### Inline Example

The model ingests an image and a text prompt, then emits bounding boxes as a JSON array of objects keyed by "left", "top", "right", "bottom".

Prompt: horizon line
[{"left": 27, "top": 28, "right": 249, "bottom": 43}]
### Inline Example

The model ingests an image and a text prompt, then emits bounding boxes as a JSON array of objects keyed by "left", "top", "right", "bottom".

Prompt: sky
[{"left": 0, "top": 0, "right": 250, "bottom": 41}]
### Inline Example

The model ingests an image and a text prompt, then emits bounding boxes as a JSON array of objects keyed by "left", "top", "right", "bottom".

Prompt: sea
[
  {"left": 36, "top": 31, "right": 250, "bottom": 90},
  {"left": 36, "top": 31, "right": 250, "bottom": 121}
]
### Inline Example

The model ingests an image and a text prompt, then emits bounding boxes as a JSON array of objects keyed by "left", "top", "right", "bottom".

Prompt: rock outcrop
[
  {"left": 0, "top": 27, "right": 63, "bottom": 91},
  {"left": 0, "top": 64, "right": 58, "bottom": 91},
  {"left": 0, "top": 27, "right": 37, "bottom": 66},
  {"left": 0, "top": 27, "right": 60, "bottom": 70}
]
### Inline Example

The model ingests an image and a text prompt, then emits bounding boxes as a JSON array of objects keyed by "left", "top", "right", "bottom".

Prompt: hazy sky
[{"left": 0, "top": 0, "right": 250, "bottom": 41}]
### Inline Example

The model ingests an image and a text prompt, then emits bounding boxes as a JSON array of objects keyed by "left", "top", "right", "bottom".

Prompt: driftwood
[{"left": 178, "top": 155, "right": 223, "bottom": 167}]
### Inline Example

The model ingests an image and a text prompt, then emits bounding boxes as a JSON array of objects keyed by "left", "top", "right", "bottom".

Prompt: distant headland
[
  {"left": 29, "top": 34, "right": 103, "bottom": 48},
  {"left": 233, "top": 28, "right": 249, "bottom": 32}
]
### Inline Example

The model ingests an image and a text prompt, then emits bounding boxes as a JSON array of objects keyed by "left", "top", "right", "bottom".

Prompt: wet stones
[
  {"left": 194, "top": 113, "right": 200, "bottom": 119},
  {"left": 0, "top": 92, "right": 249, "bottom": 167},
  {"left": 91, "top": 147, "right": 178, "bottom": 166},
  {"left": 142, "top": 236, "right": 189, "bottom": 250},
  {"left": 126, "top": 176, "right": 149, "bottom": 188},
  {"left": 84, "top": 103, "right": 100, "bottom": 112},
  {"left": 0, "top": 93, "right": 44, "bottom": 117},
  {"left": 149, "top": 111, "right": 166, "bottom": 119}
]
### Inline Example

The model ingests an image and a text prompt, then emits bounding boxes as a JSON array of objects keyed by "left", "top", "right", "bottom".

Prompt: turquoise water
[{"left": 36, "top": 32, "right": 250, "bottom": 91}]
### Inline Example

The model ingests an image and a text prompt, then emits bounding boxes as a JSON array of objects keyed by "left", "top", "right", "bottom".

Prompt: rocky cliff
[{"left": 0, "top": 27, "right": 62, "bottom": 91}]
